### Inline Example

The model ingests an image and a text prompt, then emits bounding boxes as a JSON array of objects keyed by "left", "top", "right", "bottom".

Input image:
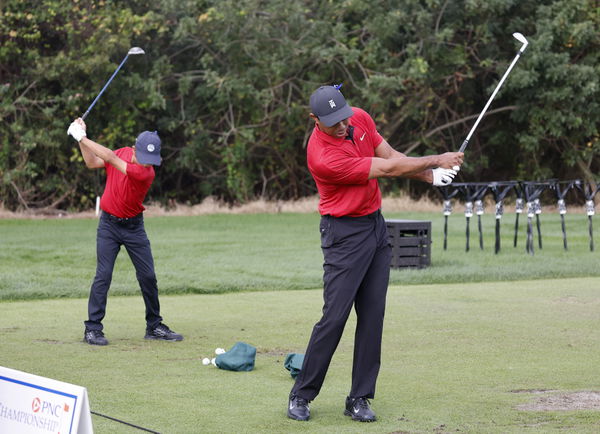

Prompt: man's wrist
[
  {"left": 429, "top": 155, "right": 441, "bottom": 168},
  {"left": 426, "top": 168, "right": 434, "bottom": 184}
]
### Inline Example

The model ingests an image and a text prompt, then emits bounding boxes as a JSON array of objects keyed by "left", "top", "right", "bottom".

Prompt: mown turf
[
  {"left": 2, "top": 279, "right": 600, "bottom": 433},
  {"left": 2, "top": 211, "right": 600, "bottom": 432},
  {"left": 1, "top": 211, "right": 600, "bottom": 301}
]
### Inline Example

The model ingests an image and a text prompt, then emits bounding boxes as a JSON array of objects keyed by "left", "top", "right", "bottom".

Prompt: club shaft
[
  {"left": 465, "top": 217, "right": 470, "bottom": 252},
  {"left": 478, "top": 215, "right": 483, "bottom": 250},
  {"left": 589, "top": 216, "right": 594, "bottom": 252},
  {"left": 495, "top": 218, "right": 500, "bottom": 254},
  {"left": 82, "top": 54, "right": 131, "bottom": 120},
  {"left": 536, "top": 214, "right": 542, "bottom": 249},
  {"left": 459, "top": 50, "right": 524, "bottom": 153},
  {"left": 561, "top": 215, "right": 567, "bottom": 251},
  {"left": 443, "top": 216, "right": 448, "bottom": 250},
  {"left": 513, "top": 213, "right": 519, "bottom": 247},
  {"left": 527, "top": 217, "right": 534, "bottom": 255}
]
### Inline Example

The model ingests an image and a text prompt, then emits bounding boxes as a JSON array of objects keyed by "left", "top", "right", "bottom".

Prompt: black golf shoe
[
  {"left": 144, "top": 323, "right": 183, "bottom": 341},
  {"left": 84, "top": 329, "right": 108, "bottom": 346},
  {"left": 344, "top": 396, "right": 376, "bottom": 422},
  {"left": 287, "top": 395, "right": 310, "bottom": 421}
]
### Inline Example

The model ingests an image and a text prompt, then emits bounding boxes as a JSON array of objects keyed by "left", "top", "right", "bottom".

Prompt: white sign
[{"left": 0, "top": 366, "right": 93, "bottom": 433}]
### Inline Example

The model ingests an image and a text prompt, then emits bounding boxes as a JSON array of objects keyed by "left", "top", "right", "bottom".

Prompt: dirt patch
[
  {"left": 33, "top": 339, "right": 67, "bottom": 345},
  {"left": 511, "top": 389, "right": 558, "bottom": 394},
  {"left": 516, "top": 391, "right": 600, "bottom": 411}
]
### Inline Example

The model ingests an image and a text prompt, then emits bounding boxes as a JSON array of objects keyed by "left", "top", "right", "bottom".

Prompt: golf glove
[
  {"left": 67, "top": 122, "right": 86, "bottom": 142},
  {"left": 432, "top": 167, "right": 457, "bottom": 186}
]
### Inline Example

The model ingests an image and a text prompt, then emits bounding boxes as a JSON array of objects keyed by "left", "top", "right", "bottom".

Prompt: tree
[{"left": 1, "top": 0, "right": 598, "bottom": 211}]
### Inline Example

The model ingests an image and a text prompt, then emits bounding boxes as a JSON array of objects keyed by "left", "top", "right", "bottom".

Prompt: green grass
[
  {"left": 2, "top": 280, "right": 600, "bottom": 433},
  {"left": 2, "top": 212, "right": 600, "bottom": 432},
  {"left": 1, "top": 212, "right": 600, "bottom": 300}
]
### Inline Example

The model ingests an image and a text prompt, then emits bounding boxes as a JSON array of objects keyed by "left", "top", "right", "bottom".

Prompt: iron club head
[
  {"left": 127, "top": 47, "right": 145, "bottom": 55},
  {"left": 512, "top": 33, "right": 528, "bottom": 51}
]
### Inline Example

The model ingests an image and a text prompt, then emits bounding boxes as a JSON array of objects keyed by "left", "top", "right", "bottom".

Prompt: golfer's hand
[
  {"left": 432, "top": 167, "right": 457, "bottom": 186},
  {"left": 75, "top": 117, "right": 87, "bottom": 131},
  {"left": 67, "top": 119, "right": 86, "bottom": 142},
  {"left": 436, "top": 152, "right": 463, "bottom": 170}
]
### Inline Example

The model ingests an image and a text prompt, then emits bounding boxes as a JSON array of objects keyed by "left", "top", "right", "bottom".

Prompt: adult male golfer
[
  {"left": 287, "top": 85, "right": 462, "bottom": 422},
  {"left": 67, "top": 118, "right": 183, "bottom": 346}
]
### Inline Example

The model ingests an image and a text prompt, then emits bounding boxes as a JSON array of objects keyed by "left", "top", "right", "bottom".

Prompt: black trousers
[
  {"left": 84, "top": 212, "right": 163, "bottom": 331},
  {"left": 291, "top": 210, "right": 391, "bottom": 401}
]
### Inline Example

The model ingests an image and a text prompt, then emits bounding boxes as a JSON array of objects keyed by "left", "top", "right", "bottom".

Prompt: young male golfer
[
  {"left": 68, "top": 118, "right": 183, "bottom": 346},
  {"left": 287, "top": 85, "right": 463, "bottom": 422}
]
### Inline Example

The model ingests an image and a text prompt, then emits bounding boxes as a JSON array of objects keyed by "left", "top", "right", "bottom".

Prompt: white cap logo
[
  {"left": 328, "top": 99, "right": 336, "bottom": 109},
  {"left": 147, "top": 144, "right": 155, "bottom": 152}
]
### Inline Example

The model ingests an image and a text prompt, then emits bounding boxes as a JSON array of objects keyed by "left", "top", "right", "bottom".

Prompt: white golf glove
[
  {"left": 67, "top": 121, "right": 86, "bottom": 142},
  {"left": 432, "top": 167, "right": 457, "bottom": 186}
]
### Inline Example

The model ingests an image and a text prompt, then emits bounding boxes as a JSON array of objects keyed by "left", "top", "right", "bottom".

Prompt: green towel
[
  {"left": 215, "top": 342, "right": 256, "bottom": 372},
  {"left": 284, "top": 353, "right": 304, "bottom": 379}
]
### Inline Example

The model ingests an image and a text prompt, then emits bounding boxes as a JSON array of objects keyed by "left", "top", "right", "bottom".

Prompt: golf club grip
[{"left": 458, "top": 139, "right": 469, "bottom": 153}]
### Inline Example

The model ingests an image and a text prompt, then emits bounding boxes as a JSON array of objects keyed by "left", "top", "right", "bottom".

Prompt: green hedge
[{"left": 1, "top": 0, "right": 599, "bottom": 211}]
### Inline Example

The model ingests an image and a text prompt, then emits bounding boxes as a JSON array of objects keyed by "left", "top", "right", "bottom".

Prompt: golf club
[
  {"left": 81, "top": 47, "right": 145, "bottom": 120},
  {"left": 456, "top": 32, "right": 529, "bottom": 157}
]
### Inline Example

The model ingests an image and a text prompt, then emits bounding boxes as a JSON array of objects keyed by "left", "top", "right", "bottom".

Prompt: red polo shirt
[
  {"left": 100, "top": 147, "right": 155, "bottom": 218},
  {"left": 307, "top": 107, "right": 384, "bottom": 217}
]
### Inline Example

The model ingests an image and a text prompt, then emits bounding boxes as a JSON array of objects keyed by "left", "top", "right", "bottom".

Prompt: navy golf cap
[
  {"left": 309, "top": 85, "right": 354, "bottom": 127},
  {"left": 135, "top": 131, "right": 162, "bottom": 166}
]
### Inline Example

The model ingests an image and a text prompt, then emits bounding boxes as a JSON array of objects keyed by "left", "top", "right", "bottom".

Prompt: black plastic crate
[{"left": 385, "top": 219, "right": 431, "bottom": 268}]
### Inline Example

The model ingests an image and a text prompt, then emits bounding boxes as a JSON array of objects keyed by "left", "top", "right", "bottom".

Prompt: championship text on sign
[{"left": 0, "top": 366, "right": 93, "bottom": 434}]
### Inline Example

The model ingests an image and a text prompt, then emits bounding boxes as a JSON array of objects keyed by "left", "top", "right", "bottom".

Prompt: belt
[
  {"left": 325, "top": 209, "right": 381, "bottom": 220},
  {"left": 102, "top": 211, "right": 143, "bottom": 224}
]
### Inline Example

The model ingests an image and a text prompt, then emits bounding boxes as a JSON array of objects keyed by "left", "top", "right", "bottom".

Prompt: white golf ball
[
  {"left": 215, "top": 348, "right": 226, "bottom": 355},
  {"left": 202, "top": 358, "right": 210, "bottom": 365}
]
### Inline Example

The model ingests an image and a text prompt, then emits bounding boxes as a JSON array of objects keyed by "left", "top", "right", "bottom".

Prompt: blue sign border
[{"left": 0, "top": 375, "right": 79, "bottom": 433}]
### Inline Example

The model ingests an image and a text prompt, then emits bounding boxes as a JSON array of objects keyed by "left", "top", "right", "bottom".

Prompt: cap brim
[
  {"left": 136, "top": 153, "right": 162, "bottom": 166},
  {"left": 318, "top": 104, "right": 354, "bottom": 127}
]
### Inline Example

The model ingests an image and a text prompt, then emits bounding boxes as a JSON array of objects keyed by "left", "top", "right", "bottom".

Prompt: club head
[
  {"left": 512, "top": 32, "right": 529, "bottom": 50},
  {"left": 128, "top": 47, "right": 145, "bottom": 55}
]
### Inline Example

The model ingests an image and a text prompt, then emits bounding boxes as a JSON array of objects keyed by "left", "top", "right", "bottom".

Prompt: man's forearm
[
  {"left": 80, "top": 137, "right": 127, "bottom": 173},
  {"left": 369, "top": 154, "right": 441, "bottom": 179},
  {"left": 78, "top": 141, "right": 104, "bottom": 168},
  {"left": 80, "top": 137, "right": 113, "bottom": 162}
]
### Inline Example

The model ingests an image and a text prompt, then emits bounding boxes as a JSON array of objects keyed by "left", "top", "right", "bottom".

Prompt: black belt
[
  {"left": 102, "top": 211, "right": 143, "bottom": 224},
  {"left": 325, "top": 209, "right": 381, "bottom": 220}
]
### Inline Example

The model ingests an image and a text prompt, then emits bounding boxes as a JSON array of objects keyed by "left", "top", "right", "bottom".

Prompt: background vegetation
[{"left": 1, "top": 0, "right": 599, "bottom": 211}]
